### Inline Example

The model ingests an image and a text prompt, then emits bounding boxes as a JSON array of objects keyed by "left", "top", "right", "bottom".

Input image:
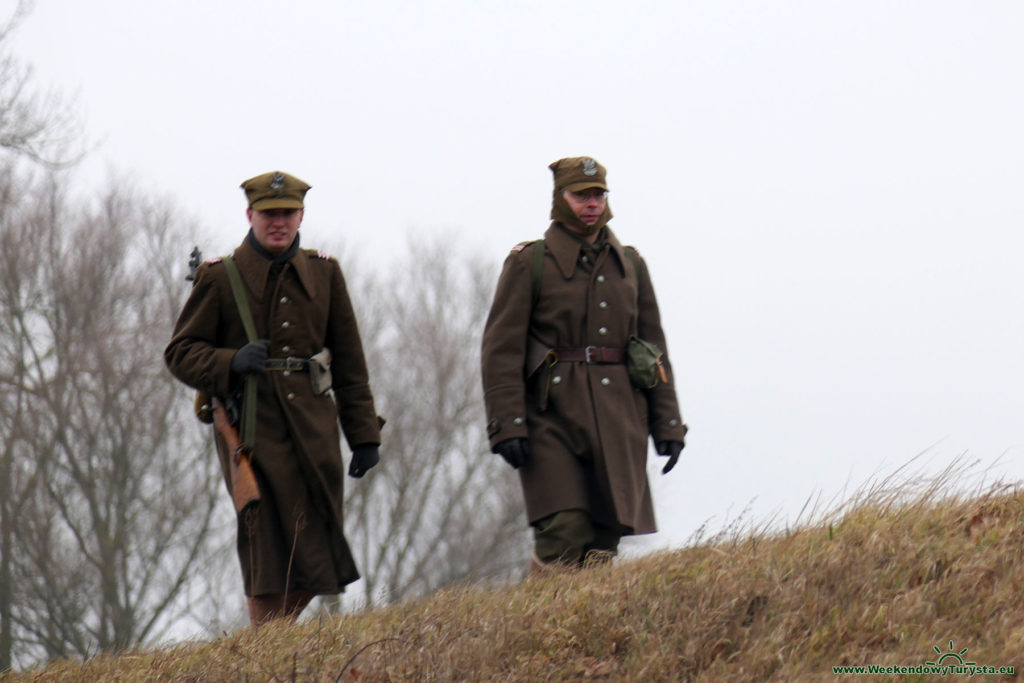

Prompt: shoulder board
[
  {"left": 300, "top": 248, "right": 334, "bottom": 261},
  {"left": 511, "top": 239, "right": 542, "bottom": 254},
  {"left": 625, "top": 245, "right": 640, "bottom": 258}
]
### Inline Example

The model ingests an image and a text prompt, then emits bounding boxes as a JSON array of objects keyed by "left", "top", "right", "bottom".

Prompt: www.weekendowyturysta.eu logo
[
  {"left": 831, "top": 640, "right": 1015, "bottom": 676},
  {"left": 925, "top": 641, "right": 974, "bottom": 667}
]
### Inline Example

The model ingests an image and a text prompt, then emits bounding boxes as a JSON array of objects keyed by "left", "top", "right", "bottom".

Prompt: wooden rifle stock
[{"left": 211, "top": 396, "right": 261, "bottom": 513}]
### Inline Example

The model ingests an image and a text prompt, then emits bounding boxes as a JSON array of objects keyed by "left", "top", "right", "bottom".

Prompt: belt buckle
[
  {"left": 584, "top": 345, "right": 598, "bottom": 364},
  {"left": 285, "top": 356, "right": 304, "bottom": 371}
]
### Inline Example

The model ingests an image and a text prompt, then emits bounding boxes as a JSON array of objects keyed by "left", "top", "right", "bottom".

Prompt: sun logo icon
[{"left": 925, "top": 641, "right": 976, "bottom": 666}]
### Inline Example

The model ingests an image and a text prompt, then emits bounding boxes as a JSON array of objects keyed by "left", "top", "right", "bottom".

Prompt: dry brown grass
[{"left": 7, "top": 462, "right": 1023, "bottom": 681}]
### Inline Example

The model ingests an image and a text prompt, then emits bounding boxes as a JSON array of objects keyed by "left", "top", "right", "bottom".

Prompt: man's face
[
  {"left": 248, "top": 207, "right": 303, "bottom": 255},
  {"left": 562, "top": 189, "right": 608, "bottom": 227}
]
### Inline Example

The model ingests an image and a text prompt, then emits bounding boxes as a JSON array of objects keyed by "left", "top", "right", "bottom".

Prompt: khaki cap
[
  {"left": 549, "top": 156, "right": 608, "bottom": 193},
  {"left": 240, "top": 171, "right": 311, "bottom": 211}
]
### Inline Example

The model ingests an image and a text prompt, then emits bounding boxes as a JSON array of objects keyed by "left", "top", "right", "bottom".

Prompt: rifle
[
  {"left": 185, "top": 246, "right": 203, "bottom": 281},
  {"left": 211, "top": 396, "right": 261, "bottom": 513},
  {"left": 184, "top": 246, "right": 260, "bottom": 514}
]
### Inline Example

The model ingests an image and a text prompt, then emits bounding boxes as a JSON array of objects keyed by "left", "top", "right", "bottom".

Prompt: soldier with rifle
[{"left": 165, "top": 171, "right": 383, "bottom": 624}]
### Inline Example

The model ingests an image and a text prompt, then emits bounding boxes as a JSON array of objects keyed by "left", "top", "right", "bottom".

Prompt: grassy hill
[{"left": 6, "top": 473, "right": 1022, "bottom": 681}]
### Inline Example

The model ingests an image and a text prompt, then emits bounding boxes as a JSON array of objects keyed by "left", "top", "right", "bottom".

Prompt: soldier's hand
[
  {"left": 493, "top": 438, "right": 531, "bottom": 469},
  {"left": 349, "top": 444, "right": 380, "bottom": 478},
  {"left": 231, "top": 339, "right": 270, "bottom": 376},
  {"left": 656, "top": 440, "right": 684, "bottom": 474}
]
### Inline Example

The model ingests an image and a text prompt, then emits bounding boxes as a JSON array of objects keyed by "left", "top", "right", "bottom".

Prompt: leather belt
[
  {"left": 552, "top": 346, "right": 626, "bottom": 364},
  {"left": 264, "top": 357, "right": 310, "bottom": 372}
]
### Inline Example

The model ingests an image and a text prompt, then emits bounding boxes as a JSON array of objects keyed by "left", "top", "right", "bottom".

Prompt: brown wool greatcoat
[
  {"left": 165, "top": 237, "right": 381, "bottom": 596},
  {"left": 481, "top": 224, "right": 686, "bottom": 535}
]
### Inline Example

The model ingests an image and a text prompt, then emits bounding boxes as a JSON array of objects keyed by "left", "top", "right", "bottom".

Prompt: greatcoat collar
[
  {"left": 544, "top": 222, "right": 629, "bottom": 281},
  {"left": 231, "top": 236, "right": 318, "bottom": 301}
]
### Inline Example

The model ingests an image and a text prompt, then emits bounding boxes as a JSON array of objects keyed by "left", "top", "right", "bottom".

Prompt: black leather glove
[
  {"left": 493, "top": 438, "right": 531, "bottom": 469},
  {"left": 349, "top": 444, "right": 380, "bottom": 478},
  {"left": 230, "top": 339, "right": 270, "bottom": 376},
  {"left": 656, "top": 440, "right": 684, "bottom": 474}
]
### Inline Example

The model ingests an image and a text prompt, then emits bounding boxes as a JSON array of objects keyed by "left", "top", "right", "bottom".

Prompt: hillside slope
[{"left": 7, "top": 480, "right": 1022, "bottom": 681}]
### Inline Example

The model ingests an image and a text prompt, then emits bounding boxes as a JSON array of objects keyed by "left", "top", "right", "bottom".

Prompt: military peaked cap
[
  {"left": 549, "top": 156, "right": 608, "bottom": 193},
  {"left": 240, "top": 171, "right": 311, "bottom": 211}
]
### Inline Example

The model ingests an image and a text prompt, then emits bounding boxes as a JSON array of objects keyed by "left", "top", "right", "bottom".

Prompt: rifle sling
[{"left": 223, "top": 257, "right": 258, "bottom": 453}]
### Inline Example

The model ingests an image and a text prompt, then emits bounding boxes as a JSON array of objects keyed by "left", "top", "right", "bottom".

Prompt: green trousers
[{"left": 533, "top": 509, "right": 622, "bottom": 566}]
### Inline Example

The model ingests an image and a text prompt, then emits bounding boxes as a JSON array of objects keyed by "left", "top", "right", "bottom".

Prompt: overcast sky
[{"left": 12, "top": 1, "right": 1024, "bottom": 561}]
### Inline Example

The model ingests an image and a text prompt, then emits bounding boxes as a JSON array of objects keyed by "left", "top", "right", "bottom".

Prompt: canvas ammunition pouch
[
  {"left": 308, "top": 348, "right": 332, "bottom": 394},
  {"left": 626, "top": 335, "right": 668, "bottom": 389}
]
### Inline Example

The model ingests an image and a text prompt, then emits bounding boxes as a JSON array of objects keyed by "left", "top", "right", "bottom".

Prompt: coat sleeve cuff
[
  {"left": 651, "top": 416, "right": 688, "bottom": 444},
  {"left": 486, "top": 415, "right": 529, "bottom": 450},
  {"left": 211, "top": 348, "right": 237, "bottom": 397}
]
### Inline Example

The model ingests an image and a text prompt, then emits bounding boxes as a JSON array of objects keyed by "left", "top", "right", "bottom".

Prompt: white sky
[{"left": 13, "top": 1, "right": 1024, "bottom": 560}]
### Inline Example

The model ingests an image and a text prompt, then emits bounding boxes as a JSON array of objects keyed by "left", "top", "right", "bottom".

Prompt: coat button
[
  {"left": 513, "top": 416, "right": 524, "bottom": 425},
  {"left": 599, "top": 301, "right": 608, "bottom": 309},
  {"left": 280, "top": 296, "right": 289, "bottom": 304},
  {"left": 281, "top": 321, "right": 290, "bottom": 329},
  {"left": 598, "top": 326, "right": 608, "bottom": 335},
  {"left": 552, "top": 375, "right": 562, "bottom": 385},
  {"left": 282, "top": 345, "right": 291, "bottom": 353},
  {"left": 601, "top": 377, "right": 611, "bottom": 386},
  {"left": 283, "top": 370, "right": 291, "bottom": 377},
  {"left": 596, "top": 274, "right": 606, "bottom": 283},
  {"left": 287, "top": 392, "right": 296, "bottom": 401},
  {"left": 669, "top": 419, "right": 678, "bottom": 426}
]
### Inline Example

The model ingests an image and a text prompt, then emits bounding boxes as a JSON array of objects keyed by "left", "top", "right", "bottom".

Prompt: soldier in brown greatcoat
[
  {"left": 165, "top": 171, "right": 383, "bottom": 624},
  {"left": 481, "top": 156, "right": 688, "bottom": 571}
]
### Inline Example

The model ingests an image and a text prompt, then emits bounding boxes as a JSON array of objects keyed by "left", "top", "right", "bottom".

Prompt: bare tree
[
  {"left": 0, "top": 6, "right": 208, "bottom": 668},
  {"left": 0, "top": 167, "right": 225, "bottom": 669},
  {"left": 0, "top": 1, "right": 82, "bottom": 167},
  {"left": 338, "top": 238, "right": 531, "bottom": 609},
  {"left": 0, "top": 7, "right": 86, "bottom": 661}
]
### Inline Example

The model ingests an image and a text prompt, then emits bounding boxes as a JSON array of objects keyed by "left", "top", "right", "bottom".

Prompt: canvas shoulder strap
[
  {"left": 222, "top": 256, "right": 258, "bottom": 453},
  {"left": 623, "top": 246, "right": 640, "bottom": 276},
  {"left": 223, "top": 257, "right": 258, "bottom": 343},
  {"left": 530, "top": 239, "right": 545, "bottom": 309}
]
